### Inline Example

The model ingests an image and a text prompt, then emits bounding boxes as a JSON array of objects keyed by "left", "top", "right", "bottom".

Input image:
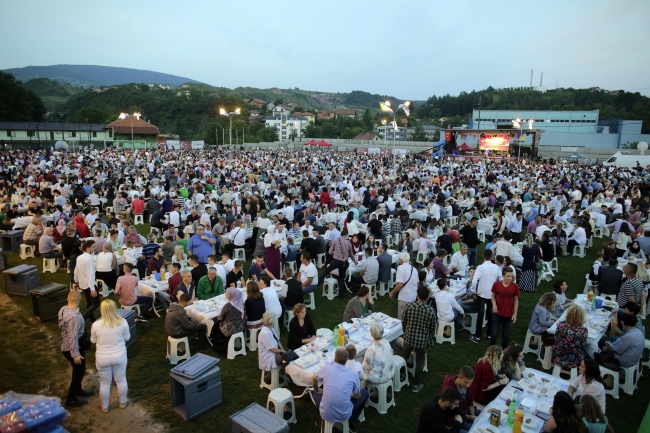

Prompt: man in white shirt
[
  {"left": 169, "top": 207, "right": 181, "bottom": 228},
  {"left": 434, "top": 279, "right": 464, "bottom": 328},
  {"left": 73, "top": 240, "right": 100, "bottom": 322},
  {"left": 297, "top": 253, "right": 319, "bottom": 294},
  {"left": 221, "top": 252, "right": 235, "bottom": 273},
  {"left": 259, "top": 275, "right": 283, "bottom": 318},
  {"left": 470, "top": 249, "right": 501, "bottom": 343},
  {"left": 567, "top": 220, "right": 587, "bottom": 255},
  {"left": 507, "top": 213, "right": 523, "bottom": 243},
  {"left": 490, "top": 231, "right": 515, "bottom": 261},
  {"left": 227, "top": 222, "right": 247, "bottom": 256},
  {"left": 284, "top": 205, "right": 294, "bottom": 223},
  {"left": 389, "top": 253, "right": 419, "bottom": 320},
  {"left": 200, "top": 207, "right": 212, "bottom": 230},
  {"left": 449, "top": 244, "right": 470, "bottom": 276}
]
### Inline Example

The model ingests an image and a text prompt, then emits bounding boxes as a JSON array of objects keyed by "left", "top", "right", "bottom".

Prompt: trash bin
[
  {"left": 4, "top": 264, "right": 40, "bottom": 296},
  {"left": 229, "top": 403, "right": 290, "bottom": 433},
  {"left": 1, "top": 230, "right": 24, "bottom": 253},
  {"left": 31, "top": 283, "right": 69, "bottom": 321},
  {"left": 117, "top": 309, "right": 137, "bottom": 348},
  {"left": 170, "top": 354, "right": 222, "bottom": 421}
]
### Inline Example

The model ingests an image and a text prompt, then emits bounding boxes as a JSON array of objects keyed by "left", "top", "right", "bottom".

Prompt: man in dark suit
[
  {"left": 377, "top": 243, "right": 393, "bottom": 284},
  {"left": 598, "top": 259, "right": 624, "bottom": 296},
  {"left": 367, "top": 213, "right": 384, "bottom": 239}
]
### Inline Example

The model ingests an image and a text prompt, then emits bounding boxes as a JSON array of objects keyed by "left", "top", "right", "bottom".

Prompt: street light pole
[
  {"left": 379, "top": 100, "right": 410, "bottom": 179},
  {"left": 220, "top": 107, "right": 241, "bottom": 150}
]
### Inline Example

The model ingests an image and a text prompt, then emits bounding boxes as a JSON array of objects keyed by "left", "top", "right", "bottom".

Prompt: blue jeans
[
  {"left": 135, "top": 295, "right": 153, "bottom": 317},
  {"left": 302, "top": 284, "right": 318, "bottom": 295},
  {"left": 313, "top": 388, "right": 369, "bottom": 427},
  {"left": 467, "top": 247, "right": 477, "bottom": 267}
]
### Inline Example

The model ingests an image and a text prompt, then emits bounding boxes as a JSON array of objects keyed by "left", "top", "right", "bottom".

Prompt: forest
[{"left": 412, "top": 87, "right": 650, "bottom": 133}]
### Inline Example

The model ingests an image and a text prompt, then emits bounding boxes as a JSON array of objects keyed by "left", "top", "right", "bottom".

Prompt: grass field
[{"left": 1, "top": 225, "right": 648, "bottom": 432}]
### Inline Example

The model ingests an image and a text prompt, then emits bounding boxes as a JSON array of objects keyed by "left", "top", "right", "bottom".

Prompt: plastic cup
[
  {"left": 596, "top": 299, "right": 603, "bottom": 309},
  {"left": 154, "top": 272, "right": 161, "bottom": 281}
]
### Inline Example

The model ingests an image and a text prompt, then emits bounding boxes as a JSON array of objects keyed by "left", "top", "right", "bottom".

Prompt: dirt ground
[{"left": 0, "top": 293, "right": 167, "bottom": 433}]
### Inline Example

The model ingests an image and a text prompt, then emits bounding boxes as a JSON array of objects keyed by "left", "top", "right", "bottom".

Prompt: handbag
[
  {"left": 595, "top": 349, "right": 620, "bottom": 370},
  {"left": 534, "top": 261, "right": 543, "bottom": 271},
  {"left": 78, "top": 331, "right": 92, "bottom": 351}
]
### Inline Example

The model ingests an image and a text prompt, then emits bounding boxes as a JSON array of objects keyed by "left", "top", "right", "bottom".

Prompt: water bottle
[
  {"left": 507, "top": 398, "right": 517, "bottom": 427},
  {"left": 344, "top": 330, "right": 349, "bottom": 346},
  {"left": 236, "top": 280, "right": 241, "bottom": 289},
  {"left": 359, "top": 319, "right": 365, "bottom": 333},
  {"left": 465, "top": 268, "right": 469, "bottom": 279},
  {"left": 333, "top": 326, "right": 339, "bottom": 347}
]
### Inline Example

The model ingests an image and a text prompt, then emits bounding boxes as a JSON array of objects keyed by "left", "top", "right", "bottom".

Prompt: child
[
  {"left": 161, "top": 235, "right": 176, "bottom": 264},
  {"left": 589, "top": 252, "right": 604, "bottom": 281},
  {"left": 460, "top": 267, "right": 479, "bottom": 313},
  {"left": 344, "top": 344, "right": 364, "bottom": 381}
]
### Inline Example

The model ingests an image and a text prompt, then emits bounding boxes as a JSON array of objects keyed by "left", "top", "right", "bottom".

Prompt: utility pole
[
  {"left": 530, "top": 69, "right": 533, "bottom": 88},
  {"left": 477, "top": 96, "right": 481, "bottom": 130}
]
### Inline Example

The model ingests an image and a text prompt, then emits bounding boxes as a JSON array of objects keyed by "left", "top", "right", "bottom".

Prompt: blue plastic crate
[
  {"left": 0, "top": 396, "right": 21, "bottom": 417},
  {"left": 14, "top": 401, "right": 65, "bottom": 432}
]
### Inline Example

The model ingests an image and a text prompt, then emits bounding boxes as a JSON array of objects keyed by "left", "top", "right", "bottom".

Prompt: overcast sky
[{"left": 1, "top": 0, "right": 649, "bottom": 99}]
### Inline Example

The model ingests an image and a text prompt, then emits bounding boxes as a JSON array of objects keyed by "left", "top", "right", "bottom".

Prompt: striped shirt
[{"left": 329, "top": 237, "right": 356, "bottom": 262}]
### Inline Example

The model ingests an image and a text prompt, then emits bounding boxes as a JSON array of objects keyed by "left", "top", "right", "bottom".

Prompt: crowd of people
[{"left": 2, "top": 145, "right": 648, "bottom": 431}]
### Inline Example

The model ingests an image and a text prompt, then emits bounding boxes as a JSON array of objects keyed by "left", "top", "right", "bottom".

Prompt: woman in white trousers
[{"left": 91, "top": 299, "right": 130, "bottom": 412}]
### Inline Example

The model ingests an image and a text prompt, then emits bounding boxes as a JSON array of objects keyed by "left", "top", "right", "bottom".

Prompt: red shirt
[
  {"left": 132, "top": 199, "right": 144, "bottom": 214},
  {"left": 440, "top": 374, "right": 474, "bottom": 415},
  {"left": 491, "top": 281, "right": 520, "bottom": 318},
  {"left": 469, "top": 359, "right": 495, "bottom": 405},
  {"left": 168, "top": 272, "right": 183, "bottom": 300},
  {"left": 320, "top": 191, "right": 330, "bottom": 205}
]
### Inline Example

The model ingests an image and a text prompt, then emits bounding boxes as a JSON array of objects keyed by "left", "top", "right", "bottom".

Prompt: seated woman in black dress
[
  {"left": 244, "top": 281, "right": 266, "bottom": 329},
  {"left": 287, "top": 303, "right": 316, "bottom": 351}
]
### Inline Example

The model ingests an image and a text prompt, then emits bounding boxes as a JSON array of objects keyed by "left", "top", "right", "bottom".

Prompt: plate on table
[
  {"left": 523, "top": 371, "right": 541, "bottom": 384},
  {"left": 603, "top": 300, "right": 617, "bottom": 309},
  {"left": 520, "top": 396, "right": 537, "bottom": 409},
  {"left": 523, "top": 417, "right": 540, "bottom": 430},
  {"left": 536, "top": 400, "right": 552, "bottom": 414},
  {"left": 500, "top": 388, "right": 516, "bottom": 401}
]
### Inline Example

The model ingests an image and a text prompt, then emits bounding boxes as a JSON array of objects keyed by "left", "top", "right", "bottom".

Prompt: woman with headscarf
[
  {"left": 73, "top": 214, "right": 91, "bottom": 239},
  {"left": 519, "top": 234, "right": 543, "bottom": 292},
  {"left": 53, "top": 219, "right": 67, "bottom": 244},
  {"left": 350, "top": 234, "right": 363, "bottom": 255},
  {"left": 623, "top": 240, "right": 646, "bottom": 261},
  {"left": 264, "top": 224, "right": 282, "bottom": 281},
  {"left": 211, "top": 287, "right": 245, "bottom": 356}
]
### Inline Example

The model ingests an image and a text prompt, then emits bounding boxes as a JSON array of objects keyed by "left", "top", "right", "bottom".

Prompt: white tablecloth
[
  {"left": 11, "top": 215, "right": 53, "bottom": 229},
  {"left": 547, "top": 294, "right": 616, "bottom": 357},
  {"left": 409, "top": 212, "right": 428, "bottom": 221},
  {"left": 285, "top": 312, "right": 403, "bottom": 387},
  {"left": 428, "top": 278, "right": 469, "bottom": 299},
  {"left": 469, "top": 368, "right": 570, "bottom": 433},
  {"left": 137, "top": 276, "right": 170, "bottom": 299},
  {"left": 477, "top": 218, "right": 494, "bottom": 236}
]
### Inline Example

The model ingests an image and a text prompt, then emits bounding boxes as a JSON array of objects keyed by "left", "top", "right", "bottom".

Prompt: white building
[{"left": 265, "top": 115, "right": 309, "bottom": 141}]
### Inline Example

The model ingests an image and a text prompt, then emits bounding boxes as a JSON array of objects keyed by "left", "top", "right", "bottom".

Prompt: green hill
[
  {"left": 2, "top": 64, "right": 200, "bottom": 89},
  {"left": 22, "top": 78, "right": 82, "bottom": 111}
]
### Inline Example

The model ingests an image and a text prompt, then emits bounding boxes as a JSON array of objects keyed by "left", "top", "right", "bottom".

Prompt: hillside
[
  {"left": 22, "top": 78, "right": 82, "bottom": 111},
  {"left": 2, "top": 65, "right": 200, "bottom": 89}
]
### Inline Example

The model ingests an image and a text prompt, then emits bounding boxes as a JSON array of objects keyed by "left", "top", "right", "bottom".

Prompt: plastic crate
[
  {"left": 1, "top": 231, "right": 24, "bottom": 253},
  {"left": 171, "top": 353, "right": 220, "bottom": 379},
  {"left": 0, "top": 396, "right": 21, "bottom": 417},
  {"left": 4, "top": 265, "right": 40, "bottom": 296},
  {"left": 31, "top": 283, "right": 69, "bottom": 322},
  {"left": 13, "top": 400, "right": 65, "bottom": 433},
  {"left": 229, "top": 403, "right": 290, "bottom": 433},
  {"left": 117, "top": 309, "right": 137, "bottom": 348},
  {"left": 170, "top": 365, "right": 222, "bottom": 421}
]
